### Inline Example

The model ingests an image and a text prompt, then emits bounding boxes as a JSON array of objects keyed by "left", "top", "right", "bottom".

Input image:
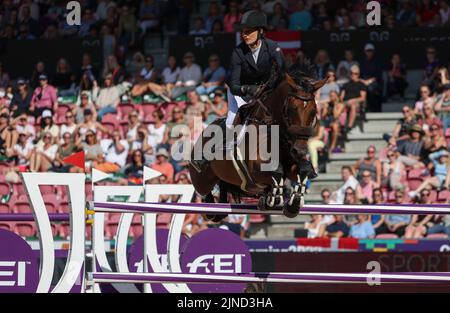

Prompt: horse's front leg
[
  {"left": 283, "top": 174, "right": 308, "bottom": 218},
  {"left": 257, "top": 172, "right": 284, "bottom": 211}
]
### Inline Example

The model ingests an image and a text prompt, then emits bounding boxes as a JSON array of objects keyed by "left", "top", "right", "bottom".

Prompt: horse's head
[{"left": 282, "top": 73, "right": 327, "bottom": 161}]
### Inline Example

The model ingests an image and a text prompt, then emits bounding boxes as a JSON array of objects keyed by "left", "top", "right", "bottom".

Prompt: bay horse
[{"left": 188, "top": 62, "right": 327, "bottom": 218}]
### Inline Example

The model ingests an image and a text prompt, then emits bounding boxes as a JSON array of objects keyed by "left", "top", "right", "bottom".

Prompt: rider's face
[{"left": 241, "top": 27, "right": 259, "bottom": 45}]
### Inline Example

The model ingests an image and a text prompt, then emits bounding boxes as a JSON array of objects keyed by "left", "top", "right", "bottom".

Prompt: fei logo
[
  {"left": 0, "top": 229, "right": 39, "bottom": 293},
  {"left": 186, "top": 254, "right": 246, "bottom": 273},
  {"left": 181, "top": 228, "right": 252, "bottom": 293}
]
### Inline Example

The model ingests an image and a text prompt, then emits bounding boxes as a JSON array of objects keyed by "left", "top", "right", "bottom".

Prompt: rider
[{"left": 191, "top": 10, "right": 285, "bottom": 173}]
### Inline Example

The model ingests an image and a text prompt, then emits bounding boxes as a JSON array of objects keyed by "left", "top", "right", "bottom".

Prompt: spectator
[
  {"left": 29, "top": 131, "right": 57, "bottom": 172},
  {"left": 118, "top": 4, "right": 137, "bottom": 48},
  {"left": 16, "top": 23, "right": 35, "bottom": 40},
  {"left": 423, "top": 122, "right": 447, "bottom": 156},
  {"left": 396, "top": 124, "right": 426, "bottom": 169},
  {"left": 439, "top": 0, "right": 450, "bottom": 25},
  {"left": 185, "top": 90, "right": 206, "bottom": 121},
  {"left": 370, "top": 188, "right": 386, "bottom": 235},
  {"left": 95, "top": 129, "right": 129, "bottom": 173},
  {"left": 268, "top": 2, "right": 288, "bottom": 30},
  {"left": 127, "top": 52, "right": 145, "bottom": 79},
  {"left": 79, "top": 8, "right": 98, "bottom": 37},
  {"left": 320, "top": 90, "right": 344, "bottom": 153},
  {"left": 13, "top": 112, "right": 35, "bottom": 144},
  {"left": 289, "top": 0, "right": 312, "bottom": 30},
  {"left": 130, "top": 125, "right": 155, "bottom": 164},
  {"left": 389, "top": 105, "right": 417, "bottom": 150},
  {"left": 379, "top": 189, "right": 411, "bottom": 237},
  {"left": 75, "top": 92, "right": 97, "bottom": 124},
  {"left": 353, "top": 145, "right": 382, "bottom": 187},
  {"left": 404, "top": 189, "right": 434, "bottom": 238},
  {"left": 426, "top": 215, "right": 450, "bottom": 236},
  {"left": 317, "top": 70, "right": 340, "bottom": 106},
  {"left": 195, "top": 54, "right": 226, "bottom": 96},
  {"left": 163, "top": 107, "right": 187, "bottom": 149},
  {"left": 314, "top": 49, "right": 334, "bottom": 80},
  {"left": 383, "top": 148, "right": 406, "bottom": 190},
  {"left": 417, "top": 0, "right": 439, "bottom": 26},
  {"left": 340, "top": 65, "right": 367, "bottom": 130},
  {"left": 102, "top": 55, "right": 125, "bottom": 85},
  {"left": 74, "top": 109, "right": 109, "bottom": 142},
  {"left": 10, "top": 78, "right": 32, "bottom": 116},
  {"left": 0, "top": 62, "right": 10, "bottom": 88},
  {"left": 423, "top": 46, "right": 440, "bottom": 87},
  {"left": 147, "top": 109, "right": 166, "bottom": 150},
  {"left": 53, "top": 58, "right": 76, "bottom": 96},
  {"left": 100, "top": 25, "right": 116, "bottom": 60},
  {"left": 60, "top": 111, "right": 77, "bottom": 139},
  {"left": 435, "top": 83, "right": 450, "bottom": 130},
  {"left": 151, "top": 148, "right": 174, "bottom": 183},
  {"left": 414, "top": 84, "right": 434, "bottom": 115},
  {"left": 30, "top": 74, "right": 58, "bottom": 117},
  {"left": 387, "top": 53, "right": 408, "bottom": 99},
  {"left": 125, "top": 110, "right": 141, "bottom": 144},
  {"left": 321, "top": 188, "right": 331, "bottom": 204},
  {"left": 307, "top": 122, "right": 325, "bottom": 173},
  {"left": 189, "top": 17, "right": 208, "bottom": 35},
  {"left": 324, "top": 215, "right": 349, "bottom": 238},
  {"left": 409, "top": 150, "right": 450, "bottom": 198},
  {"left": 205, "top": 2, "right": 223, "bottom": 33},
  {"left": 50, "top": 131, "right": 77, "bottom": 173},
  {"left": 305, "top": 215, "right": 326, "bottom": 238},
  {"left": 205, "top": 89, "right": 228, "bottom": 124},
  {"left": 131, "top": 55, "right": 160, "bottom": 96},
  {"left": 121, "top": 149, "right": 145, "bottom": 185},
  {"left": 0, "top": 113, "right": 14, "bottom": 156},
  {"left": 419, "top": 103, "right": 443, "bottom": 134},
  {"left": 349, "top": 215, "right": 375, "bottom": 239},
  {"left": 9, "top": 130, "right": 33, "bottom": 168},
  {"left": 36, "top": 110, "right": 59, "bottom": 144},
  {"left": 223, "top": 1, "right": 242, "bottom": 33},
  {"left": 211, "top": 20, "right": 224, "bottom": 33},
  {"left": 93, "top": 74, "right": 121, "bottom": 120},
  {"left": 30, "top": 61, "right": 46, "bottom": 89},
  {"left": 356, "top": 170, "right": 377, "bottom": 203},
  {"left": 312, "top": 3, "right": 329, "bottom": 30},
  {"left": 359, "top": 43, "right": 383, "bottom": 112},
  {"left": 331, "top": 166, "right": 359, "bottom": 204},
  {"left": 396, "top": 0, "right": 416, "bottom": 27},
  {"left": 96, "top": 0, "right": 117, "bottom": 20},
  {"left": 80, "top": 53, "right": 99, "bottom": 83},
  {"left": 169, "top": 52, "right": 202, "bottom": 100}
]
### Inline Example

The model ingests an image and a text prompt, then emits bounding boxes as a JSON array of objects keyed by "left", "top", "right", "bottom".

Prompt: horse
[{"left": 188, "top": 62, "right": 327, "bottom": 219}]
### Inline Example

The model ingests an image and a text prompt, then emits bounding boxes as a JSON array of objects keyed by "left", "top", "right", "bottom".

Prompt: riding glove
[{"left": 241, "top": 85, "right": 259, "bottom": 96}]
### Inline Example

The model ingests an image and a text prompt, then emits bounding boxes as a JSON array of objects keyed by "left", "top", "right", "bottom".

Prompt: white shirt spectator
[
  {"left": 94, "top": 86, "right": 120, "bottom": 109},
  {"left": 16, "top": 124, "right": 36, "bottom": 144},
  {"left": 36, "top": 144, "right": 58, "bottom": 160},
  {"left": 334, "top": 175, "right": 359, "bottom": 204},
  {"left": 147, "top": 124, "right": 166, "bottom": 149},
  {"left": 96, "top": 0, "right": 116, "bottom": 20},
  {"left": 60, "top": 124, "right": 77, "bottom": 137},
  {"left": 101, "top": 139, "right": 129, "bottom": 167},
  {"left": 140, "top": 67, "right": 154, "bottom": 80},
  {"left": 13, "top": 142, "right": 33, "bottom": 165},
  {"left": 177, "top": 64, "right": 202, "bottom": 87},
  {"left": 162, "top": 67, "right": 181, "bottom": 84}
]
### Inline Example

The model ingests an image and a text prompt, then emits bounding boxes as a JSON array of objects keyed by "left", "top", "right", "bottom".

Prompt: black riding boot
[{"left": 190, "top": 157, "right": 209, "bottom": 173}]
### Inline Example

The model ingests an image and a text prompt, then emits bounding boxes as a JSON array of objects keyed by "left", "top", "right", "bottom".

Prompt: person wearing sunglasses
[
  {"left": 383, "top": 149, "right": 406, "bottom": 190},
  {"left": 404, "top": 189, "right": 434, "bottom": 238},
  {"left": 388, "top": 105, "right": 417, "bottom": 150},
  {"left": 29, "top": 131, "right": 57, "bottom": 172},
  {"left": 169, "top": 52, "right": 202, "bottom": 100},
  {"left": 353, "top": 145, "right": 382, "bottom": 187},
  {"left": 383, "top": 189, "right": 411, "bottom": 237},
  {"left": 434, "top": 82, "right": 450, "bottom": 130},
  {"left": 340, "top": 64, "right": 367, "bottom": 131},
  {"left": 414, "top": 85, "right": 435, "bottom": 115}
]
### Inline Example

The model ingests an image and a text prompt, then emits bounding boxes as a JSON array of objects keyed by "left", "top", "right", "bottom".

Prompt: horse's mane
[{"left": 286, "top": 59, "right": 317, "bottom": 94}]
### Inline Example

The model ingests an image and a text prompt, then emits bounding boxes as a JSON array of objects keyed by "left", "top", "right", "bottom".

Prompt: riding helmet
[{"left": 238, "top": 10, "right": 268, "bottom": 30}]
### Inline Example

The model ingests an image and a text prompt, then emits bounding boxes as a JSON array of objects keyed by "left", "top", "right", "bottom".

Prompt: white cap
[
  {"left": 42, "top": 109, "right": 52, "bottom": 118},
  {"left": 364, "top": 43, "right": 375, "bottom": 51}
]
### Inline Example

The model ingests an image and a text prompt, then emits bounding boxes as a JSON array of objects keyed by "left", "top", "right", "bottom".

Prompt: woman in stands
[
  {"left": 74, "top": 108, "right": 109, "bottom": 142},
  {"left": 320, "top": 90, "right": 345, "bottom": 153},
  {"left": 404, "top": 189, "right": 434, "bottom": 238},
  {"left": 370, "top": 188, "right": 386, "bottom": 235},
  {"left": 79, "top": 129, "right": 104, "bottom": 173},
  {"left": 36, "top": 110, "right": 59, "bottom": 145},
  {"left": 353, "top": 145, "right": 382, "bottom": 187},
  {"left": 382, "top": 148, "right": 406, "bottom": 190},
  {"left": 29, "top": 131, "right": 57, "bottom": 172}
]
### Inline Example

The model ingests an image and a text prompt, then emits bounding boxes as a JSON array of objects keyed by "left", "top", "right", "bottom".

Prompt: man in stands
[
  {"left": 387, "top": 105, "right": 417, "bottom": 150},
  {"left": 340, "top": 65, "right": 367, "bottom": 131},
  {"left": 378, "top": 188, "right": 412, "bottom": 237},
  {"left": 396, "top": 124, "right": 426, "bottom": 169},
  {"left": 330, "top": 166, "right": 359, "bottom": 204},
  {"left": 195, "top": 54, "right": 226, "bottom": 96},
  {"left": 324, "top": 215, "right": 349, "bottom": 238},
  {"left": 169, "top": 52, "right": 202, "bottom": 100}
]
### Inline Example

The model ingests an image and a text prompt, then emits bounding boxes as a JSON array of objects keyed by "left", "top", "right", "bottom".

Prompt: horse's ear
[
  {"left": 285, "top": 73, "right": 296, "bottom": 87},
  {"left": 312, "top": 77, "right": 329, "bottom": 91}
]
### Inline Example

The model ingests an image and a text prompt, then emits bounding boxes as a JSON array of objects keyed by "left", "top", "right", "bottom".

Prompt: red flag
[{"left": 62, "top": 151, "right": 85, "bottom": 170}]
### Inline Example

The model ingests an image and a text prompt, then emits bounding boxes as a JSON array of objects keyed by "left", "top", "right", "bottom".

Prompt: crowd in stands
[{"left": 0, "top": 0, "right": 450, "bottom": 240}]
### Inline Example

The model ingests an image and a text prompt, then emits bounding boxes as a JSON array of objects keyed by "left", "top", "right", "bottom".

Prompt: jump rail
[
  {"left": 0, "top": 213, "right": 70, "bottom": 222},
  {"left": 93, "top": 201, "right": 450, "bottom": 215},
  {"left": 91, "top": 272, "right": 450, "bottom": 284}
]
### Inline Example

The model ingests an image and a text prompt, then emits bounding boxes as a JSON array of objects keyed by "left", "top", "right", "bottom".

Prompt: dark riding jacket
[{"left": 229, "top": 38, "right": 285, "bottom": 102}]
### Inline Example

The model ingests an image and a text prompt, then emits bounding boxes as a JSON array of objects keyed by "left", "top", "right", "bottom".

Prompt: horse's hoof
[
  {"left": 204, "top": 214, "right": 228, "bottom": 223},
  {"left": 283, "top": 194, "right": 301, "bottom": 218},
  {"left": 274, "top": 195, "right": 283, "bottom": 206}
]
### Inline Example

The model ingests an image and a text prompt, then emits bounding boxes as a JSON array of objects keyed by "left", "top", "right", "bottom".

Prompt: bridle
[{"left": 282, "top": 89, "right": 317, "bottom": 142}]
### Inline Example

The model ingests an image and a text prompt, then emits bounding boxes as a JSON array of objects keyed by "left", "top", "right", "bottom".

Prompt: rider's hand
[{"left": 241, "top": 85, "right": 258, "bottom": 96}]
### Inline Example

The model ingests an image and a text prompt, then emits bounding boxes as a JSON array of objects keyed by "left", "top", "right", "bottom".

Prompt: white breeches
[{"left": 226, "top": 89, "right": 247, "bottom": 128}]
